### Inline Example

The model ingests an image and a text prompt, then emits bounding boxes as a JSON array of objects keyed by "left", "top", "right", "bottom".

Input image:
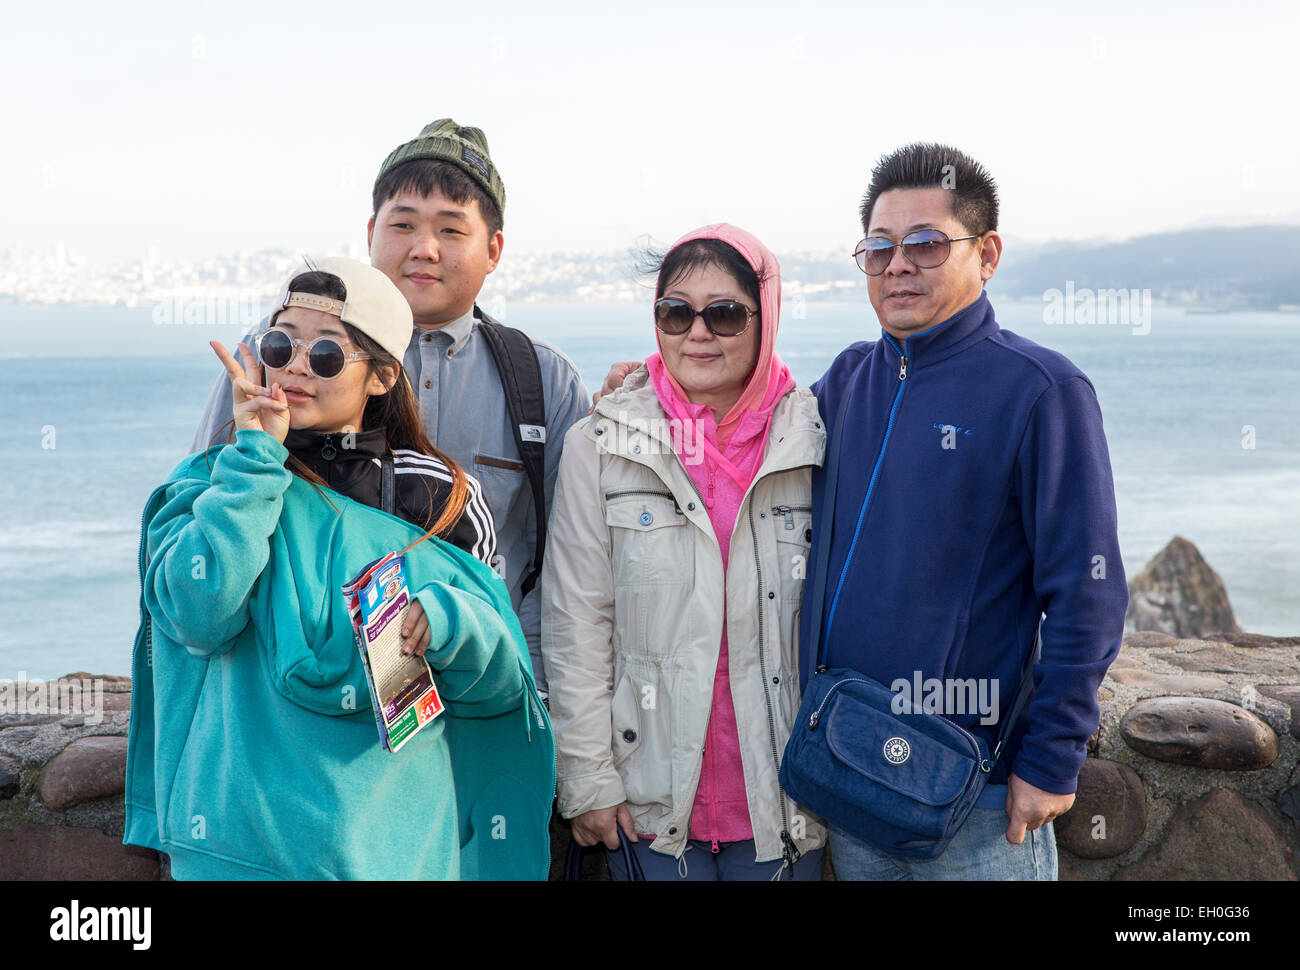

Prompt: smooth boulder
[
  {"left": 1115, "top": 789, "right": 1296, "bottom": 880},
  {"left": 1120, "top": 697, "right": 1278, "bottom": 770},
  {"left": 38, "top": 735, "right": 129, "bottom": 811},
  {"left": 1055, "top": 759, "right": 1147, "bottom": 859}
]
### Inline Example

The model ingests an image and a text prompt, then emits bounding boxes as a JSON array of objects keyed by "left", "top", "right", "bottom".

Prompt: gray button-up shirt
[{"left": 192, "top": 308, "right": 590, "bottom": 693}]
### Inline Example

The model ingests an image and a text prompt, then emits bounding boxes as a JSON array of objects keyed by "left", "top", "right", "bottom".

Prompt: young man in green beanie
[{"left": 194, "top": 120, "right": 590, "bottom": 701}]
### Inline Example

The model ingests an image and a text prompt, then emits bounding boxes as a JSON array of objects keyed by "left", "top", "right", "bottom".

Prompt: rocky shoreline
[{"left": 2, "top": 537, "right": 1295, "bottom": 880}]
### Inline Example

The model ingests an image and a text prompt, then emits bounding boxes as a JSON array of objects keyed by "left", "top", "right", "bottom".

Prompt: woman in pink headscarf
[{"left": 541, "top": 224, "right": 827, "bottom": 880}]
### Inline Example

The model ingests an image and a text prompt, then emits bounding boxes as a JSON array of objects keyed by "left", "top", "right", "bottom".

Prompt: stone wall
[
  {"left": 3, "top": 639, "right": 1296, "bottom": 880},
  {"left": 1056, "top": 631, "right": 1299, "bottom": 880},
  {"left": 0, "top": 674, "right": 163, "bottom": 880}
]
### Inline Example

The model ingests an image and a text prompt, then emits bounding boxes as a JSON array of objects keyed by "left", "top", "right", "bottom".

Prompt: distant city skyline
[
  {"left": 7, "top": 224, "right": 1297, "bottom": 311},
  {"left": 4, "top": 1, "right": 1297, "bottom": 263}
]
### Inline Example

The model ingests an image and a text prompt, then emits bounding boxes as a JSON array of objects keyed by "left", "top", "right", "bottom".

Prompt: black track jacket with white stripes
[{"left": 284, "top": 427, "right": 497, "bottom": 566}]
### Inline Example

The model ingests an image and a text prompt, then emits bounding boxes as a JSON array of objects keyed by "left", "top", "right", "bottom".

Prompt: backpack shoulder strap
[{"left": 474, "top": 305, "right": 548, "bottom": 595}]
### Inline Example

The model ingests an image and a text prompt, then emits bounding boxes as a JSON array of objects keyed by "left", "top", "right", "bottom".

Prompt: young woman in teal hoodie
[{"left": 124, "top": 257, "right": 554, "bottom": 880}]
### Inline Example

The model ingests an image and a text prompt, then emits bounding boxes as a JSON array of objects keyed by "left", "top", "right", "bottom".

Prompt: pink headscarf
[
  {"left": 647, "top": 223, "right": 790, "bottom": 447},
  {"left": 645, "top": 223, "right": 795, "bottom": 501}
]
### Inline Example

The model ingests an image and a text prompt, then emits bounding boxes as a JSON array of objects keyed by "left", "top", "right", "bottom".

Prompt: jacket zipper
[
  {"left": 807, "top": 677, "right": 988, "bottom": 768},
  {"left": 127, "top": 488, "right": 156, "bottom": 838},
  {"left": 818, "top": 334, "right": 910, "bottom": 672},
  {"left": 604, "top": 489, "right": 675, "bottom": 500},
  {"left": 747, "top": 500, "right": 798, "bottom": 876},
  {"left": 770, "top": 504, "right": 812, "bottom": 530}
]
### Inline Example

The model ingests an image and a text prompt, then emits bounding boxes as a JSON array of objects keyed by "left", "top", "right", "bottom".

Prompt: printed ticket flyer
[{"left": 341, "top": 553, "right": 445, "bottom": 752}]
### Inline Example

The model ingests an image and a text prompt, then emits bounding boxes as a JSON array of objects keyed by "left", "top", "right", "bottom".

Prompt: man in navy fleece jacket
[{"left": 804, "top": 144, "right": 1128, "bottom": 880}]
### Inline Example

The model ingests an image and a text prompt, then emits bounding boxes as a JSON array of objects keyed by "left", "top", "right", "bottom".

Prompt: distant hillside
[{"left": 990, "top": 225, "right": 1300, "bottom": 307}]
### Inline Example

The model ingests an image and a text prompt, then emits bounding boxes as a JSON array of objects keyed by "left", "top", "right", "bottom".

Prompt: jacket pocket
[
  {"left": 604, "top": 491, "right": 694, "bottom": 589},
  {"left": 771, "top": 505, "right": 812, "bottom": 605},
  {"left": 472, "top": 454, "right": 526, "bottom": 526},
  {"left": 610, "top": 661, "right": 674, "bottom": 812},
  {"left": 457, "top": 771, "right": 550, "bottom": 881}
]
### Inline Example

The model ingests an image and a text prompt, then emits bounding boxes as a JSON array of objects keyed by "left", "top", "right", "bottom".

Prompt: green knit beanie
[{"left": 373, "top": 119, "right": 506, "bottom": 225}]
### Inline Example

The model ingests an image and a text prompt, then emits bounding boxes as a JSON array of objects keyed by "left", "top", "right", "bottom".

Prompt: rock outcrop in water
[{"left": 1125, "top": 535, "right": 1241, "bottom": 638}]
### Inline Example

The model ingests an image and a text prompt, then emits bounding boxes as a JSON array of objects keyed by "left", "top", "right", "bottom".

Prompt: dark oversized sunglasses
[
  {"left": 653, "top": 298, "right": 757, "bottom": 337},
  {"left": 254, "top": 327, "right": 370, "bottom": 380},
  {"left": 852, "top": 228, "right": 981, "bottom": 276}
]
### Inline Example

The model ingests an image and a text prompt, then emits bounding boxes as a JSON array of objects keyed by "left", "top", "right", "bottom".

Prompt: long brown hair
[{"left": 210, "top": 270, "right": 468, "bottom": 550}]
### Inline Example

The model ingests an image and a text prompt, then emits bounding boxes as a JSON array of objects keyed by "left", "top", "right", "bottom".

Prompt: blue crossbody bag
[{"left": 778, "top": 380, "right": 1039, "bottom": 860}]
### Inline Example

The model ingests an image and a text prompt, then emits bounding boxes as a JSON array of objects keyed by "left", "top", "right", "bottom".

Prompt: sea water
[{"left": 0, "top": 301, "right": 1296, "bottom": 677}]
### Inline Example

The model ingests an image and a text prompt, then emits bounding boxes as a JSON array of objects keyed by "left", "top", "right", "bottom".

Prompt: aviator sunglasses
[
  {"left": 254, "top": 327, "right": 370, "bottom": 380},
  {"left": 852, "top": 228, "right": 981, "bottom": 276},
  {"left": 653, "top": 298, "right": 757, "bottom": 337}
]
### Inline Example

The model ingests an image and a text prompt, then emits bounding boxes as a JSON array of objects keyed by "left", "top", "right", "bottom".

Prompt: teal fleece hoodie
[{"left": 124, "top": 429, "right": 555, "bottom": 880}]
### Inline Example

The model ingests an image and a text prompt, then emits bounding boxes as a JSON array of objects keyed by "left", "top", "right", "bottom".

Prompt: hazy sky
[{"left": 4, "top": 0, "right": 1297, "bottom": 263}]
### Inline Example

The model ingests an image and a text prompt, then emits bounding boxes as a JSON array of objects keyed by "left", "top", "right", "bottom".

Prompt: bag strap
[
  {"left": 563, "top": 828, "right": 645, "bottom": 881},
  {"left": 563, "top": 834, "right": 584, "bottom": 881},
  {"left": 802, "top": 372, "right": 1040, "bottom": 768},
  {"left": 801, "top": 382, "right": 856, "bottom": 686},
  {"left": 380, "top": 453, "right": 395, "bottom": 516},
  {"left": 475, "top": 307, "right": 548, "bottom": 595},
  {"left": 987, "top": 624, "right": 1041, "bottom": 769},
  {"left": 617, "top": 829, "right": 646, "bottom": 880}
]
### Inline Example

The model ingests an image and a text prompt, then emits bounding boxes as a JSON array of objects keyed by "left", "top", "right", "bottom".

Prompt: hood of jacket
[{"left": 648, "top": 223, "right": 792, "bottom": 448}]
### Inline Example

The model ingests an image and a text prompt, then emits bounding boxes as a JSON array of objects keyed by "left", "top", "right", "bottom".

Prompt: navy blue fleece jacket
[{"left": 803, "top": 291, "right": 1127, "bottom": 794}]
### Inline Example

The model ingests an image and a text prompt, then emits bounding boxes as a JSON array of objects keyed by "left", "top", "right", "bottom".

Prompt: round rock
[
  {"left": 39, "top": 735, "right": 129, "bottom": 811},
  {"left": 1055, "top": 758, "right": 1147, "bottom": 859},
  {"left": 1116, "top": 789, "right": 1296, "bottom": 881},
  {"left": 1120, "top": 697, "right": 1278, "bottom": 770}
]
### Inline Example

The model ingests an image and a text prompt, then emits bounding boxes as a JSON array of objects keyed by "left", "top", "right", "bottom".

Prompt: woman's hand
[
  {"left": 401, "top": 599, "right": 432, "bottom": 656},
  {"left": 571, "top": 803, "right": 638, "bottom": 849},
  {"left": 210, "top": 340, "right": 290, "bottom": 443}
]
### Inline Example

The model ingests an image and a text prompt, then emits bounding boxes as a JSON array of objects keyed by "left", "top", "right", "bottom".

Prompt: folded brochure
[{"left": 341, "top": 552, "right": 444, "bottom": 752}]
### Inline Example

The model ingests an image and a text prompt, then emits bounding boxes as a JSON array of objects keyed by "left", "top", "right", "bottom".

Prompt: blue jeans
[
  {"left": 607, "top": 838, "right": 825, "bottom": 881},
  {"left": 829, "top": 808, "right": 1057, "bottom": 881}
]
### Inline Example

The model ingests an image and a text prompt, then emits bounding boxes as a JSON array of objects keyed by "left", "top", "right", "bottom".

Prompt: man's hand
[
  {"left": 571, "top": 803, "right": 637, "bottom": 849},
  {"left": 590, "top": 360, "right": 643, "bottom": 410},
  {"left": 1004, "top": 772, "right": 1074, "bottom": 844}
]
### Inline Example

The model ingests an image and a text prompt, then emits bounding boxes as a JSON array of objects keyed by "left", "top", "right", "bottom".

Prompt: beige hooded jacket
[{"left": 540, "top": 367, "right": 828, "bottom": 863}]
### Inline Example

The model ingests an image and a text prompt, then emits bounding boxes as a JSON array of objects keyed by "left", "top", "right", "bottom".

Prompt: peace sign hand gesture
[{"left": 210, "top": 340, "right": 291, "bottom": 444}]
